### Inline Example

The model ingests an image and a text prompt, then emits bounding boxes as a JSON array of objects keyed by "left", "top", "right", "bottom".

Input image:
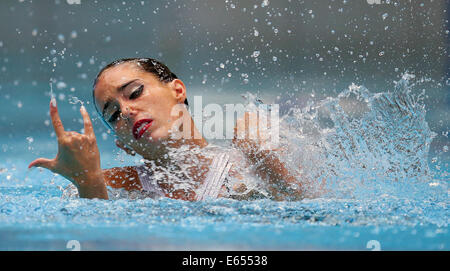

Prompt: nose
[{"left": 120, "top": 103, "right": 137, "bottom": 122}]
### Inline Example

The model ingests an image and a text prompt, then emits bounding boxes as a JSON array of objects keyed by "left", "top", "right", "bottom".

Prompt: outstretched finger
[
  {"left": 80, "top": 105, "right": 94, "bottom": 136},
  {"left": 50, "top": 98, "right": 65, "bottom": 138},
  {"left": 28, "top": 157, "right": 56, "bottom": 170}
]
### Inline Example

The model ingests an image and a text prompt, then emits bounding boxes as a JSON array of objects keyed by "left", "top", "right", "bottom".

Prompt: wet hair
[{"left": 92, "top": 57, "right": 188, "bottom": 131}]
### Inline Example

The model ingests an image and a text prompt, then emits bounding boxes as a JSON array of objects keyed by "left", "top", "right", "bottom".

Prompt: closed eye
[
  {"left": 108, "top": 110, "right": 121, "bottom": 123},
  {"left": 129, "top": 85, "right": 144, "bottom": 100}
]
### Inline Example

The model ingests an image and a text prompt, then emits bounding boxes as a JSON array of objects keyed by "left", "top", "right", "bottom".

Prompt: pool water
[{"left": 0, "top": 163, "right": 447, "bottom": 250}]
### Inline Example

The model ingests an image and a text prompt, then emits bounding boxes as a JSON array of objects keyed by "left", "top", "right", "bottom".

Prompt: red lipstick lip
[{"left": 133, "top": 119, "right": 153, "bottom": 140}]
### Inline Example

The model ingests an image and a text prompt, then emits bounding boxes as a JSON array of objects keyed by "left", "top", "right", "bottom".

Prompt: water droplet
[
  {"left": 251, "top": 51, "right": 260, "bottom": 58},
  {"left": 57, "top": 34, "right": 65, "bottom": 43},
  {"left": 56, "top": 81, "right": 67, "bottom": 89}
]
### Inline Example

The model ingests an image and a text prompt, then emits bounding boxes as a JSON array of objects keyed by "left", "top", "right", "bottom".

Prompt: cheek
[
  {"left": 151, "top": 90, "right": 178, "bottom": 111},
  {"left": 157, "top": 112, "right": 178, "bottom": 132}
]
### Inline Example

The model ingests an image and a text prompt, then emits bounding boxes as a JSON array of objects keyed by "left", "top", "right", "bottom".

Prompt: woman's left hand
[
  {"left": 233, "top": 112, "right": 303, "bottom": 201},
  {"left": 232, "top": 111, "right": 275, "bottom": 160}
]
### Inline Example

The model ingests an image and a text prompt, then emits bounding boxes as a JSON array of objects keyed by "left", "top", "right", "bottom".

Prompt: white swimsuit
[
  {"left": 136, "top": 153, "right": 232, "bottom": 200},
  {"left": 194, "top": 153, "right": 232, "bottom": 200}
]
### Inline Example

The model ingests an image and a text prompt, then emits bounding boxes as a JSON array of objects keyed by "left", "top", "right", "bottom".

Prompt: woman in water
[{"left": 28, "top": 58, "right": 303, "bottom": 201}]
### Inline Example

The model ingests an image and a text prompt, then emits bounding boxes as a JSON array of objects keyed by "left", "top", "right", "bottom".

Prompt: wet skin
[{"left": 93, "top": 62, "right": 199, "bottom": 160}]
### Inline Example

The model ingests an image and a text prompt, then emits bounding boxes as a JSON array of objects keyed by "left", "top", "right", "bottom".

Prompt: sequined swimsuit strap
[{"left": 195, "top": 153, "right": 232, "bottom": 200}]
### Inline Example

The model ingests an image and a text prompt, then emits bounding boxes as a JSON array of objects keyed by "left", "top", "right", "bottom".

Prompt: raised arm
[
  {"left": 232, "top": 112, "right": 304, "bottom": 201},
  {"left": 28, "top": 99, "right": 108, "bottom": 199}
]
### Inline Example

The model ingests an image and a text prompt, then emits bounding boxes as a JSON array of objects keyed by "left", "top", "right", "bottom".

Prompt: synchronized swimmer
[{"left": 29, "top": 58, "right": 305, "bottom": 201}]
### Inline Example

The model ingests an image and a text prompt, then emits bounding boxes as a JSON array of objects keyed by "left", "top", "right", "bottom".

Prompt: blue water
[
  {"left": 0, "top": 164, "right": 448, "bottom": 250},
  {"left": 0, "top": 75, "right": 448, "bottom": 250}
]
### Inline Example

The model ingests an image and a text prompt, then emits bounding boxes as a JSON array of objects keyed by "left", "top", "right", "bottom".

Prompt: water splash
[
  {"left": 49, "top": 81, "right": 56, "bottom": 106},
  {"left": 68, "top": 96, "right": 84, "bottom": 107},
  {"left": 275, "top": 73, "right": 437, "bottom": 199}
]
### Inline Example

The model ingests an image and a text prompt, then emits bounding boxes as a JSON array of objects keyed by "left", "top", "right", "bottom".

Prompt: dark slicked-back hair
[
  {"left": 93, "top": 57, "right": 179, "bottom": 88},
  {"left": 93, "top": 57, "right": 188, "bottom": 131}
]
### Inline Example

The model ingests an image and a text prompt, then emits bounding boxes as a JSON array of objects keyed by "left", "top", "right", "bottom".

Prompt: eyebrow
[{"left": 102, "top": 79, "right": 139, "bottom": 117}]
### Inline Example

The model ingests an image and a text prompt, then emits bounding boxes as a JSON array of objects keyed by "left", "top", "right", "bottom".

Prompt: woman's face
[{"left": 94, "top": 62, "right": 187, "bottom": 156}]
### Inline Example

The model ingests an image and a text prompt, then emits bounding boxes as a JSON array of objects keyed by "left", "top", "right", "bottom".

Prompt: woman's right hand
[{"left": 28, "top": 99, "right": 108, "bottom": 199}]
